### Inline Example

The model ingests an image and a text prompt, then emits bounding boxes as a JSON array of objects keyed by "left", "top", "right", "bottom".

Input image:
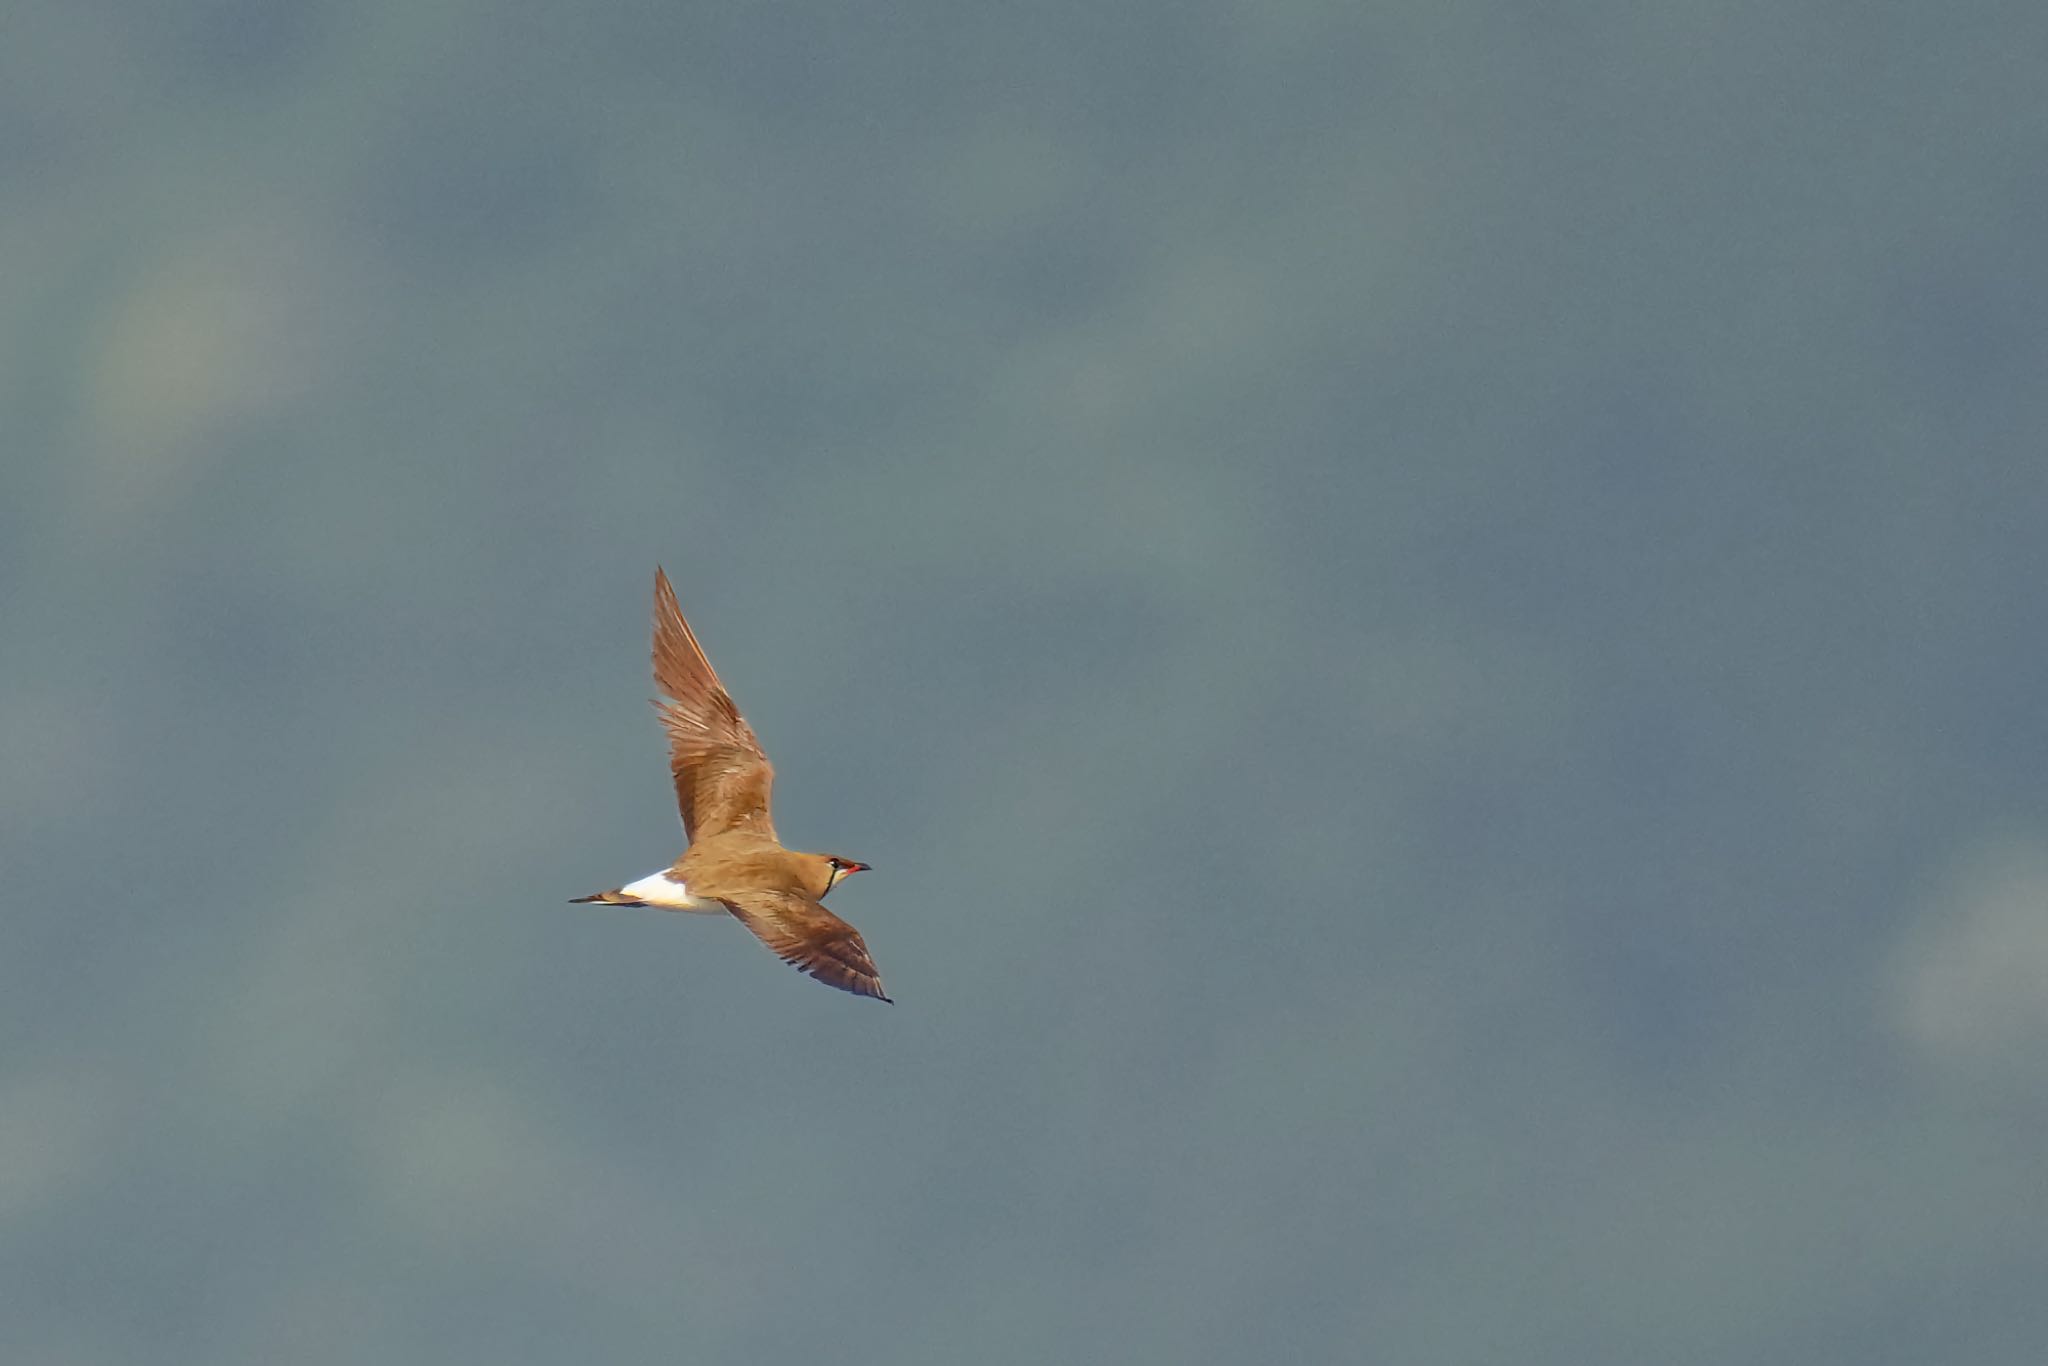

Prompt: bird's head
[{"left": 819, "top": 854, "right": 870, "bottom": 898}]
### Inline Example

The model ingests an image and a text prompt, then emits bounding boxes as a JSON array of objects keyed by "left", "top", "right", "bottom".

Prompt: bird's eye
[{"left": 828, "top": 857, "right": 844, "bottom": 869}]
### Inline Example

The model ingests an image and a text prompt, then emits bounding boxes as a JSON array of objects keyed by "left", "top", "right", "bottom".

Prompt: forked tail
[{"left": 568, "top": 888, "right": 648, "bottom": 906}]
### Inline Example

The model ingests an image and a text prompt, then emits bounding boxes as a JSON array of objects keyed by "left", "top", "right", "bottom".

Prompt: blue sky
[{"left": 6, "top": 1, "right": 2048, "bottom": 1362}]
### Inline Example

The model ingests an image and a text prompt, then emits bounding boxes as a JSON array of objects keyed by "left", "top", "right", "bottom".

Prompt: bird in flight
[{"left": 571, "top": 568, "right": 889, "bottom": 1002}]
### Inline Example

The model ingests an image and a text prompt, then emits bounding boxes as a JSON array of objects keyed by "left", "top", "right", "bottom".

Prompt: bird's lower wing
[{"left": 722, "top": 891, "right": 891, "bottom": 1002}]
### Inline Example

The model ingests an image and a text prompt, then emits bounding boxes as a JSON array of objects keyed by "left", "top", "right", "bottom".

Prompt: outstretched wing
[
  {"left": 650, "top": 567, "right": 777, "bottom": 842},
  {"left": 722, "top": 890, "right": 891, "bottom": 1002}
]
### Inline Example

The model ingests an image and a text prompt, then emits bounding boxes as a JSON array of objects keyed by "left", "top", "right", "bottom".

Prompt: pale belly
[{"left": 619, "top": 869, "right": 722, "bottom": 913}]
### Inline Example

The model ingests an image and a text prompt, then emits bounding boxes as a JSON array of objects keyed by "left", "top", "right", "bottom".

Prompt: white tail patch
[{"left": 619, "top": 869, "right": 719, "bottom": 913}]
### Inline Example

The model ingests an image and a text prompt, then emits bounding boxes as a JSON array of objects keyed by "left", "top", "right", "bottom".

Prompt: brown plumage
[
  {"left": 570, "top": 568, "right": 888, "bottom": 1002},
  {"left": 649, "top": 566, "right": 777, "bottom": 843}
]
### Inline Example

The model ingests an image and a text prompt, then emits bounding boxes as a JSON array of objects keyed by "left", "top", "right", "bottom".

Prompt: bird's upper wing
[
  {"left": 651, "top": 567, "right": 777, "bottom": 842},
  {"left": 722, "top": 889, "right": 891, "bottom": 1002}
]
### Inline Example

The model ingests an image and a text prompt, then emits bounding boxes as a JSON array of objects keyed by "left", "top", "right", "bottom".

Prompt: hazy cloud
[{"left": 1893, "top": 837, "right": 2048, "bottom": 1072}]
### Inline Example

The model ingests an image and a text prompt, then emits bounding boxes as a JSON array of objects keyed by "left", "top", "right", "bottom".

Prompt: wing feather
[
  {"left": 651, "top": 568, "right": 777, "bottom": 841},
  {"left": 722, "top": 890, "right": 891, "bottom": 1002}
]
